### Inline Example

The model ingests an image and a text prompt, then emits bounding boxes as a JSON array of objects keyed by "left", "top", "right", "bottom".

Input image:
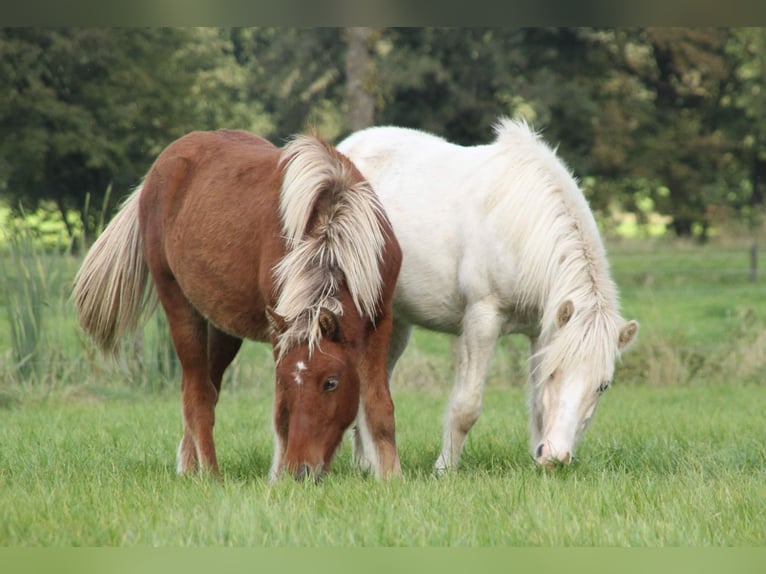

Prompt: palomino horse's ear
[
  {"left": 318, "top": 307, "right": 342, "bottom": 342},
  {"left": 556, "top": 300, "right": 575, "bottom": 328},
  {"left": 265, "top": 306, "right": 288, "bottom": 335},
  {"left": 618, "top": 320, "right": 639, "bottom": 350}
]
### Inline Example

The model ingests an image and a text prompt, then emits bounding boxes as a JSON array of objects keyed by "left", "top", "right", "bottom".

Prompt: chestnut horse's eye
[{"left": 323, "top": 378, "right": 339, "bottom": 392}]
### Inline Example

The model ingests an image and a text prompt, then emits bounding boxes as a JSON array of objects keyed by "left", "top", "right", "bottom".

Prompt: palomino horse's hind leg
[
  {"left": 153, "top": 275, "right": 221, "bottom": 477},
  {"left": 435, "top": 301, "right": 502, "bottom": 473}
]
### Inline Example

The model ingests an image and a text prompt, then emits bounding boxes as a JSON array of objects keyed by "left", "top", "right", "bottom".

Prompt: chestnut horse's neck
[{"left": 271, "top": 135, "right": 389, "bottom": 360}]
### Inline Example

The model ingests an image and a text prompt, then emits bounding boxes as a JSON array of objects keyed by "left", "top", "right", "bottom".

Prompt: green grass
[
  {"left": 1, "top": 238, "right": 766, "bottom": 546},
  {"left": 0, "top": 384, "right": 763, "bottom": 545},
  {"left": 609, "top": 239, "right": 766, "bottom": 346}
]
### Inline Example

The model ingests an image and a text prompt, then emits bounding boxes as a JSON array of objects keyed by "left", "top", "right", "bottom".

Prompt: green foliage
[
  {"left": 0, "top": 28, "right": 271, "bottom": 240},
  {"left": 226, "top": 28, "right": 348, "bottom": 141},
  {"left": 2, "top": 27, "right": 766, "bottom": 240}
]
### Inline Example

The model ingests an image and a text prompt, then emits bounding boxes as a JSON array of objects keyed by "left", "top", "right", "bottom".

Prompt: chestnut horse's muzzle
[{"left": 293, "top": 463, "right": 325, "bottom": 483}]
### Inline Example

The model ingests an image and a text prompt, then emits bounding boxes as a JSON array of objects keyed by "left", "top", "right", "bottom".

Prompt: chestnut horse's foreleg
[
  {"left": 352, "top": 318, "right": 411, "bottom": 472},
  {"left": 357, "top": 313, "right": 402, "bottom": 479},
  {"left": 269, "top": 387, "right": 288, "bottom": 482},
  {"left": 434, "top": 301, "right": 502, "bottom": 473},
  {"left": 154, "top": 275, "right": 220, "bottom": 477}
]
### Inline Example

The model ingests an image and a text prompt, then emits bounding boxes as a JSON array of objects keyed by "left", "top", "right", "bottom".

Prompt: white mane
[
  {"left": 272, "top": 135, "right": 387, "bottom": 359},
  {"left": 488, "top": 117, "right": 624, "bottom": 385}
]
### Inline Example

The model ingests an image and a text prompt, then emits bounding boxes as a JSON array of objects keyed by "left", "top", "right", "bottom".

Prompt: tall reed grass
[
  {"left": 1, "top": 229, "right": 764, "bottom": 401},
  {"left": 0, "top": 196, "right": 187, "bottom": 394},
  {"left": 1, "top": 222, "right": 63, "bottom": 381}
]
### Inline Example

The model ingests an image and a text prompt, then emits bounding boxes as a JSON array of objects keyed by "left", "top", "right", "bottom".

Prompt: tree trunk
[
  {"left": 55, "top": 197, "right": 78, "bottom": 254},
  {"left": 345, "top": 27, "right": 375, "bottom": 132},
  {"left": 749, "top": 156, "right": 766, "bottom": 282},
  {"left": 750, "top": 241, "right": 758, "bottom": 282},
  {"left": 670, "top": 217, "right": 694, "bottom": 238}
]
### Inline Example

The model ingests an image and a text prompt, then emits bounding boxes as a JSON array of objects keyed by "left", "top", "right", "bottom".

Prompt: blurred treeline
[{"left": 1, "top": 27, "right": 765, "bottom": 243}]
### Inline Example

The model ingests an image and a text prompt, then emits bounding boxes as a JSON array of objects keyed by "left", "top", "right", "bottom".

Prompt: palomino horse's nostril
[{"left": 535, "top": 442, "right": 572, "bottom": 465}]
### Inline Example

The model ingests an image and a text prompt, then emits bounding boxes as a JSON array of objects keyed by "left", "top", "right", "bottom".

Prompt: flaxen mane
[
  {"left": 272, "top": 135, "right": 388, "bottom": 360},
  {"left": 488, "top": 118, "right": 623, "bottom": 387}
]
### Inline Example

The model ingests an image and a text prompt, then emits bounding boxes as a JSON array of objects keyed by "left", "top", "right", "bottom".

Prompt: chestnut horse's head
[
  {"left": 267, "top": 306, "right": 361, "bottom": 481},
  {"left": 264, "top": 134, "right": 390, "bottom": 481}
]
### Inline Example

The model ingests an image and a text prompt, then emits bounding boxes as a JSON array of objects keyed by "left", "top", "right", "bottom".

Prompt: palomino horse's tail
[{"left": 72, "top": 187, "right": 157, "bottom": 357}]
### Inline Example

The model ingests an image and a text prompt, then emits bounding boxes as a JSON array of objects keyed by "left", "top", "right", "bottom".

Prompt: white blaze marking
[{"left": 293, "top": 361, "right": 307, "bottom": 385}]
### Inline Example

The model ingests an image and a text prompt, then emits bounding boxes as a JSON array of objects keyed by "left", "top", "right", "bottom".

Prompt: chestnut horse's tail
[{"left": 72, "top": 186, "right": 158, "bottom": 357}]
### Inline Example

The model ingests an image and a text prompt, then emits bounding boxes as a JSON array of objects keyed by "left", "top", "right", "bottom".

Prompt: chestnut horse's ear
[
  {"left": 318, "top": 307, "right": 342, "bottom": 342},
  {"left": 265, "top": 306, "right": 288, "bottom": 335}
]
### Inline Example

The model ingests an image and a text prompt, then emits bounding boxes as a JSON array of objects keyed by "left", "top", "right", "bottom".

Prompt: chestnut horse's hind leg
[
  {"left": 153, "top": 274, "right": 221, "bottom": 477},
  {"left": 208, "top": 325, "right": 242, "bottom": 395}
]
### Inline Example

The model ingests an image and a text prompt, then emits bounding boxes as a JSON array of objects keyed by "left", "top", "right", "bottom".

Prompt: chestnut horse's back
[{"left": 139, "top": 130, "right": 285, "bottom": 341}]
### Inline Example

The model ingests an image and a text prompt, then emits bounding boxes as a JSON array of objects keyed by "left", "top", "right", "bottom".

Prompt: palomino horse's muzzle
[{"left": 535, "top": 442, "right": 573, "bottom": 468}]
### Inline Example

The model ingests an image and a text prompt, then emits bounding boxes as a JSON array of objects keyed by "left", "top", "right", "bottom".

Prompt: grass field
[
  {"left": 1, "top": 384, "right": 764, "bottom": 545},
  {"left": 1, "top": 238, "right": 765, "bottom": 546}
]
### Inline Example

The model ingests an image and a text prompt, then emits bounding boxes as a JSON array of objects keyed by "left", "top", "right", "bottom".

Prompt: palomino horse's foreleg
[
  {"left": 435, "top": 301, "right": 502, "bottom": 473},
  {"left": 154, "top": 276, "right": 221, "bottom": 477},
  {"left": 352, "top": 319, "right": 412, "bottom": 472},
  {"left": 526, "top": 336, "right": 545, "bottom": 455},
  {"left": 356, "top": 313, "right": 402, "bottom": 479}
]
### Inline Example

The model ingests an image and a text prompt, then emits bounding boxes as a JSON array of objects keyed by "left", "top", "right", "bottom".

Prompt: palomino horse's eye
[
  {"left": 323, "top": 378, "right": 339, "bottom": 392},
  {"left": 596, "top": 382, "right": 609, "bottom": 395}
]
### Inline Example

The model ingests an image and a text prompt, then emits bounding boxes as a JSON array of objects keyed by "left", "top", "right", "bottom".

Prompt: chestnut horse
[{"left": 73, "top": 130, "right": 402, "bottom": 481}]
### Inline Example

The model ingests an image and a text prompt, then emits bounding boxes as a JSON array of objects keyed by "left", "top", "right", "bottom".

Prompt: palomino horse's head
[
  {"left": 267, "top": 306, "right": 360, "bottom": 481},
  {"left": 528, "top": 299, "right": 638, "bottom": 467}
]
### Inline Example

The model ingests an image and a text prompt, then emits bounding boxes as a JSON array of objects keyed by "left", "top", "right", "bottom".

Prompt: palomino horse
[
  {"left": 73, "top": 129, "right": 402, "bottom": 481},
  {"left": 338, "top": 118, "right": 638, "bottom": 470}
]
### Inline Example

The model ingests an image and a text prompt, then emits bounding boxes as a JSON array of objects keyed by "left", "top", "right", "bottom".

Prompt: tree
[
  {"left": 371, "top": 28, "right": 526, "bottom": 144},
  {"left": 588, "top": 28, "right": 745, "bottom": 240},
  {"left": 725, "top": 28, "right": 766, "bottom": 277},
  {"left": 0, "top": 28, "right": 265, "bottom": 243},
  {"left": 227, "top": 28, "right": 347, "bottom": 141},
  {"left": 3, "top": 26, "right": 761, "bottom": 245},
  {"left": 345, "top": 27, "right": 376, "bottom": 132}
]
